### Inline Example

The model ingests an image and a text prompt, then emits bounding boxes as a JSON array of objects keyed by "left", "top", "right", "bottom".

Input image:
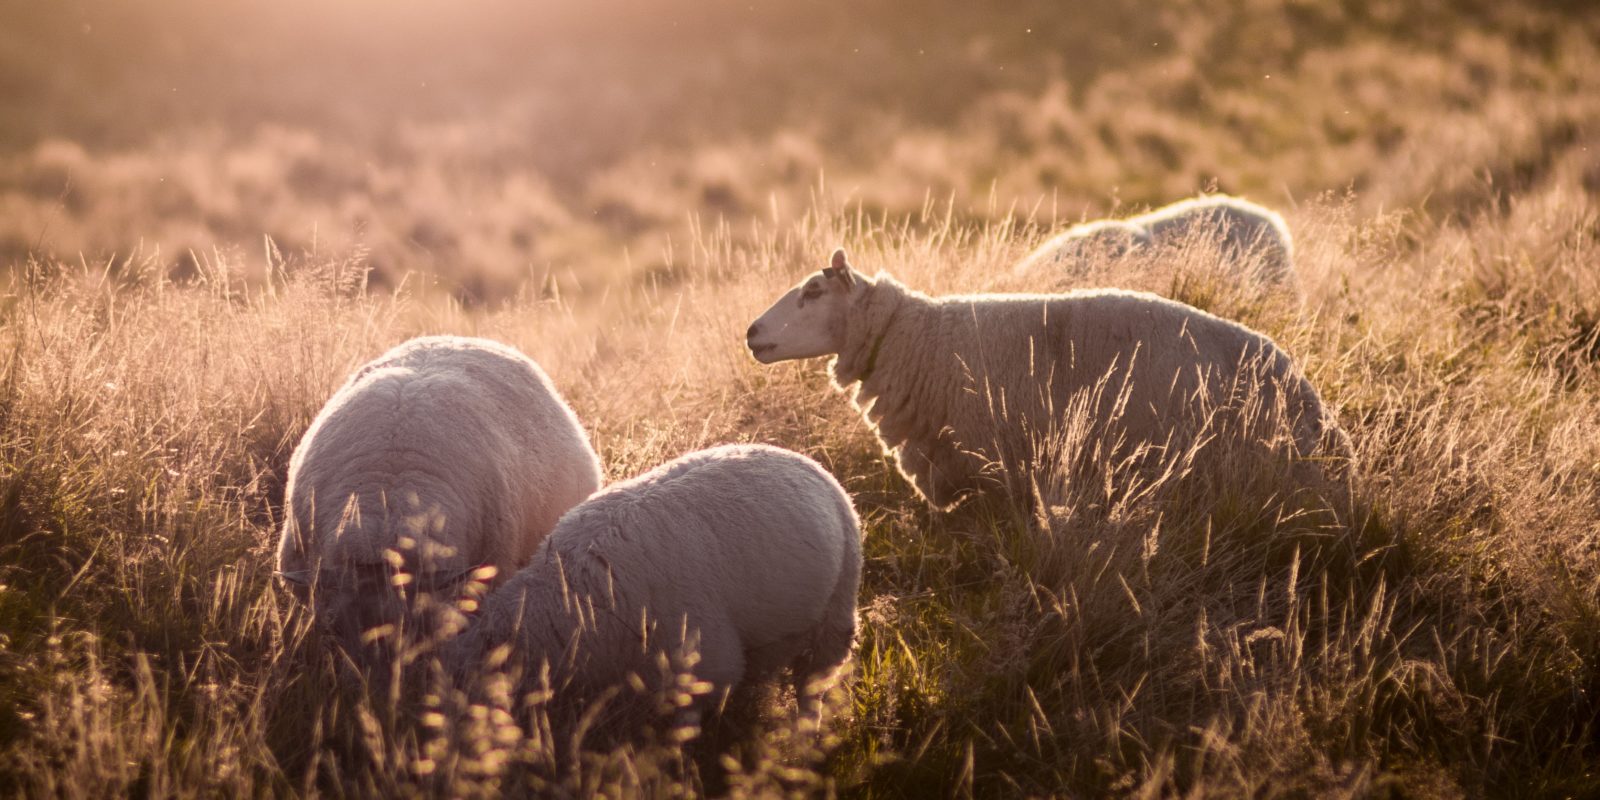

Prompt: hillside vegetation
[{"left": 1, "top": 0, "right": 1599, "bottom": 796}]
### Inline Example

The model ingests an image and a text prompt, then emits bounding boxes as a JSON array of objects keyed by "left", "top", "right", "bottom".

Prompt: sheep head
[
  {"left": 278, "top": 550, "right": 493, "bottom": 676},
  {"left": 747, "top": 248, "right": 867, "bottom": 363}
]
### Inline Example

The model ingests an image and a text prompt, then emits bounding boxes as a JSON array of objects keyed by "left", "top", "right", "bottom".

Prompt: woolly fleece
[
  {"left": 1019, "top": 194, "right": 1294, "bottom": 284},
  {"left": 831, "top": 274, "right": 1339, "bottom": 508},
  {"left": 444, "top": 444, "right": 861, "bottom": 715},
  {"left": 276, "top": 335, "right": 602, "bottom": 656}
]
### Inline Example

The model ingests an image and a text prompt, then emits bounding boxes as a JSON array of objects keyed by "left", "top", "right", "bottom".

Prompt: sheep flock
[{"left": 279, "top": 194, "right": 1348, "bottom": 767}]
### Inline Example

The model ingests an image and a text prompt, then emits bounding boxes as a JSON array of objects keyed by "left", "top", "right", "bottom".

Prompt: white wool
[
  {"left": 444, "top": 444, "right": 861, "bottom": 717},
  {"left": 1018, "top": 194, "right": 1294, "bottom": 285},
  {"left": 749, "top": 251, "right": 1345, "bottom": 511},
  {"left": 276, "top": 335, "right": 602, "bottom": 661}
]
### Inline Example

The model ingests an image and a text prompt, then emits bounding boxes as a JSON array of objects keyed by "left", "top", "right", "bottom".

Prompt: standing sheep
[
  {"left": 276, "top": 335, "right": 603, "bottom": 671},
  {"left": 443, "top": 444, "right": 861, "bottom": 726},
  {"left": 1017, "top": 194, "right": 1295, "bottom": 285},
  {"left": 747, "top": 249, "right": 1344, "bottom": 510}
]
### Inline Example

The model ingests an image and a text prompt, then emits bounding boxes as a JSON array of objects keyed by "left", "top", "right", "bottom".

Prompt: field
[{"left": 2, "top": 0, "right": 1600, "bottom": 795}]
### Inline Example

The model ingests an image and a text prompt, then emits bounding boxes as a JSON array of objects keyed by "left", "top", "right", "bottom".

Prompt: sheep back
[
  {"left": 1016, "top": 219, "right": 1150, "bottom": 273},
  {"left": 448, "top": 444, "right": 861, "bottom": 708},
  {"left": 1018, "top": 195, "right": 1294, "bottom": 286},
  {"left": 1135, "top": 195, "right": 1294, "bottom": 282},
  {"left": 836, "top": 279, "right": 1338, "bottom": 509},
  {"left": 277, "top": 334, "right": 601, "bottom": 591}
]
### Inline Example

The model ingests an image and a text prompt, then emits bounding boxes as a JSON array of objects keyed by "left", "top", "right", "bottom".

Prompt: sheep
[
  {"left": 1017, "top": 218, "right": 1149, "bottom": 265},
  {"left": 1017, "top": 194, "right": 1295, "bottom": 285},
  {"left": 442, "top": 443, "right": 861, "bottom": 728},
  {"left": 275, "top": 335, "right": 603, "bottom": 673},
  {"left": 746, "top": 249, "right": 1345, "bottom": 510}
]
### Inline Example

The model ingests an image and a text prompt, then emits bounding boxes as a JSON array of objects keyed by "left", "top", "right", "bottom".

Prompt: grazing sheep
[
  {"left": 276, "top": 335, "right": 603, "bottom": 670},
  {"left": 1018, "top": 194, "right": 1294, "bottom": 284},
  {"left": 747, "top": 249, "right": 1343, "bottom": 510},
  {"left": 1017, "top": 218, "right": 1150, "bottom": 266},
  {"left": 443, "top": 444, "right": 861, "bottom": 725}
]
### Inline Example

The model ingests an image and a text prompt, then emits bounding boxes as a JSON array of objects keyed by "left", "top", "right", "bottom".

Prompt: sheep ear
[{"left": 826, "top": 248, "right": 856, "bottom": 288}]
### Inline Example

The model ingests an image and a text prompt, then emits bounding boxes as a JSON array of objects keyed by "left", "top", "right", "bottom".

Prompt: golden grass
[
  {"left": 1, "top": 175, "right": 1598, "bottom": 794},
  {"left": 3, "top": 0, "right": 1600, "bottom": 795}
]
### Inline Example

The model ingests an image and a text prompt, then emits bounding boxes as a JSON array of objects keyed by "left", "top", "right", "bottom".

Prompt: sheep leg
[
  {"left": 907, "top": 434, "right": 986, "bottom": 510},
  {"left": 896, "top": 438, "right": 972, "bottom": 509},
  {"left": 686, "top": 622, "right": 746, "bottom": 724},
  {"left": 790, "top": 580, "right": 859, "bottom": 728}
]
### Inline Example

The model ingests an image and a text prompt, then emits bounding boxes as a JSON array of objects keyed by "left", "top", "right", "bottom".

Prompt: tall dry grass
[
  {"left": 3, "top": 0, "right": 1600, "bottom": 795},
  {"left": 0, "top": 173, "right": 1598, "bottom": 794}
]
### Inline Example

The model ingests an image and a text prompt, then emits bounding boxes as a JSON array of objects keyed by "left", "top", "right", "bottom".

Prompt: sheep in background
[
  {"left": 276, "top": 335, "right": 603, "bottom": 673},
  {"left": 1017, "top": 218, "right": 1149, "bottom": 265},
  {"left": 1017, "top": 194, "right": 1295, "bottom": 285},
  {"left": 443, "top": 444, "right": 861, "bottom": 727},
  {"left": 747, "top": 249, "right": 1344, "bottom": 510}
]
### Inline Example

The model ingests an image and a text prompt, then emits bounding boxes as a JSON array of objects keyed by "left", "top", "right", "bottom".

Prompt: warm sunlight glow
[{"left": 2, "top": 1, "right": 1598, "bottom": 795}]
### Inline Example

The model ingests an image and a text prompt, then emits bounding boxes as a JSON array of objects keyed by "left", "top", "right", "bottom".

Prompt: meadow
[{"left": 1, "top": 0, "right": 1599, "bottom": 795}]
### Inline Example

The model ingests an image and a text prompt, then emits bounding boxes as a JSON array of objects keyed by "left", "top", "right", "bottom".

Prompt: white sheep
[
  {"left": 443, "top": 444, "right": 861, "bottom": 724},
  {"left": 276, "top": 335, "right": 603, "bottom": 669},
  {"left": 1017, "top": 194, "right": 1294, "bottom": 284},
  {"left": 747, "top": 249, "right": 1344, "bottom": 510}
]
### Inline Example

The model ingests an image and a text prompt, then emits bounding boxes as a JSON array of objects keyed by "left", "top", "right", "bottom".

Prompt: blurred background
[{"left": 2, "top": 0, "right": 1597, "bottom": 302}]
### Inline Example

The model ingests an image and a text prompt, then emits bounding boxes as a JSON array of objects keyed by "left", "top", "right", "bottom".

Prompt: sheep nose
[{"left": 745, "top": 323, "right": 761, "bottom": 340}]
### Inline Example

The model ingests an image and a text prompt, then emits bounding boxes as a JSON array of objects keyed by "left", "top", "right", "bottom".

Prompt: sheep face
[
  {"left": 747, "top": 248, "right": 861, "bottom": 363},
  {"left": 325, "top": 567, "right": 409, "bottom": 665}
]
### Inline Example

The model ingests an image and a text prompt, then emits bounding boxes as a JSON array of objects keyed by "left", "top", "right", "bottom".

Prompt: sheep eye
[{"left": 802, "top": 284, "right": 823, "bottom": 299}]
